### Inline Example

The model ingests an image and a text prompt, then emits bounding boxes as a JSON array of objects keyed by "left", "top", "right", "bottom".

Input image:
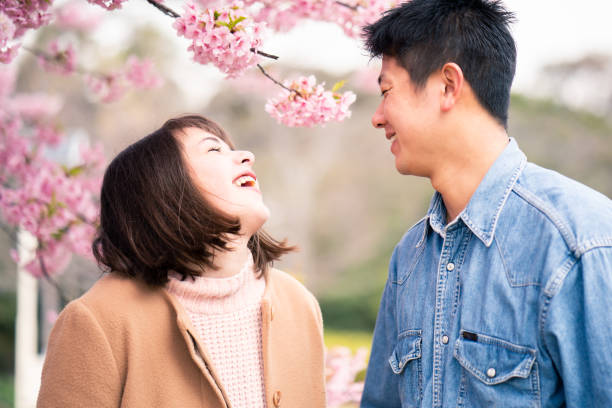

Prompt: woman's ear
[{"left": 440, "top": 62, "right": 464, "bottom": 112}]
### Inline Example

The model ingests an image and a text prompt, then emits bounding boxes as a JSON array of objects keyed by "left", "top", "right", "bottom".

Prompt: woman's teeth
[{"left": 234, "top": 175, "right": 256, "bottom": 187}]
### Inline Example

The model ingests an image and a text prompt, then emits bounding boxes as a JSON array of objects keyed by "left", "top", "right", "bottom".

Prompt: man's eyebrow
[{"left": 377, "top": 74, "right": 383, "bottom": 85}]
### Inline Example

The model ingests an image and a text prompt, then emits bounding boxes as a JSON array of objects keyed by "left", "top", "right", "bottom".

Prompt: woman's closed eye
[{"left": 208, "top": 146, "right": 222, "bottom": 152}]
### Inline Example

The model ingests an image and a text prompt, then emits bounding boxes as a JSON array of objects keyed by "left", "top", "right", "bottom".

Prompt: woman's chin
[{"left": 241, "top": 207, "right": 270, "bottom": 235}]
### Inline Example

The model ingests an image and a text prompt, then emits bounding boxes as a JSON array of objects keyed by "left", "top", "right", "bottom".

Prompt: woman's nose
[{"left": 237, "top": 150, "right": 255, "bottom": 165}]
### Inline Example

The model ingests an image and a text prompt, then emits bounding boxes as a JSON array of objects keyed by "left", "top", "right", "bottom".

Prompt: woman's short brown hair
[{"left": 92, "top": 115, "right": 293, "bottom": 286}]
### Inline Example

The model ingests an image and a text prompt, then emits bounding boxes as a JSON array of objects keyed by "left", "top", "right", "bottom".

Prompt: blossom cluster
[
  {"left": 174, "top": 1, "right": 266, "bottom": 78},
  {"left": 0, "top": 67, "right": 105, "bottom": 277},
  {"left": 86, "top": 0, "right": 129, "bottom": 11},
  {"left": 0, "top": 0, "right": 55, "bottom": 64},
  {"left": 326, "top": 346, "right": 369, "bottom": 407},
  {"left": 84, "top": 56, "right": 164, "bottom": 103},
  {"left": 265, "top": 75, "right": 356, "bottom": 127},
  {"left": 55, "top": 1, "right": 103, "bottom": 31},
  {"left": 38, "top": 40, "right": 77, "bottom": 76},
  {"left": 333, "top": 0, "right": 400, "bottom": 38}
]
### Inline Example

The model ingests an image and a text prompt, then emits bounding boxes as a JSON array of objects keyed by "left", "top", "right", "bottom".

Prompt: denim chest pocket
[
  {"left": 453, "top": 331, "right": 540, "bottom": 408},
  {"left": 388, "top": 331, "right": 423, "bottom": 407}
]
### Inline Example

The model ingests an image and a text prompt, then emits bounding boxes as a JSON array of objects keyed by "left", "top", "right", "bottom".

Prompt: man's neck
[{"left": 431, "top": 123, "right": 509, "bottom": 224}]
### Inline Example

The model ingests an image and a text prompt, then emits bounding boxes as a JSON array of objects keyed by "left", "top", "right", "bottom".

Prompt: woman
[{"left": 37, "top": 115, "right": 326, "bottom": 408}]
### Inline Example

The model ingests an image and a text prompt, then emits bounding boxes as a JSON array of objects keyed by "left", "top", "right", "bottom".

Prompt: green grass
[
  {"left": 324, "top": 329, "right": 373, "bottom": 352},
  {"left": 0, "top": 374, "right": 13, "bottom": 408}
]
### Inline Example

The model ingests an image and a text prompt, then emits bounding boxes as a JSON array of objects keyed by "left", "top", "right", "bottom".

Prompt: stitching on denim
[
  {"left": 531, "top": 361, "right": 542, "bottom": 408},
  {"left": 451, "top": 230, "right": 472, "bottom": 318},
  {"left": 393, "top": 242, "right": 426, "bottom": 285},
  {"left": 512, "top": 184, "right": 578, "bottom": 255},
  {"left": 414, "top": 216, "right": 429, "bottom": 248},
  {"left": 495, "top": 237, "right": 541, "bottom": 287},
  {"left": 463, "top": 330, "right": 537, "bottom": 355},
  {"left": 575, "top": 237, "right": 612, "bottom": 257},
  {"left": 461, "top": 157, "right": 526, "bottom": 247},
  {"left": 543, "top": 256, "right": 577, "bottom": 297},
  {"left": 432, "top": 232, "right": 455, "bottom": 406},
  {"left": 389, "top": 332, "right": 422, "bottom": 375},
  {"left": 398, "top": 329, "right": 422, "bottom": 338},
  {"left": 454, "top": 337, "right": 536, "bottom": 385}
]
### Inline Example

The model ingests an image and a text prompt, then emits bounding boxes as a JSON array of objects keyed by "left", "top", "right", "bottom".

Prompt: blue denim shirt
[{"left": 361, "top": 139, "right": 612, "bottom": 408}]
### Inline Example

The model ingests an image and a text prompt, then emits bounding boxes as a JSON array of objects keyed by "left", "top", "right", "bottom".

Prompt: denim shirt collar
[{"left": 420, "top": 138, "right": 527, "bottom": 247}]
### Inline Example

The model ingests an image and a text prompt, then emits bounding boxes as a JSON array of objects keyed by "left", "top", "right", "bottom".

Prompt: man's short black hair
[{"left": 363, "top": 0, "right": 516, "bottom": 127}]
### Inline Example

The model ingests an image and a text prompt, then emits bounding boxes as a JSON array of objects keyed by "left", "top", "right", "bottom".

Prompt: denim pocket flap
[
  {"left": 388, "top": 331, "right": 422, "bottom": 374},
  {"left": 453, "top": 331, "right": 536, "bottom": 385}
]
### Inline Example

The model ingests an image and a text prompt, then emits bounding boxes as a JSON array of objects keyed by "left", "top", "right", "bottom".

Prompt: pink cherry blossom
[
  {"left": 55, "top": 1, "right": 103, "bottom": 31},
  {"left": 333, "top": 0, "right": 399, "bottom": 38},
  {"left": 124, "top": 56, "right": 164, "bottom": 89},
  {"left": 0, "top": 0, "right": 54, "bottom": 38},
  {"left": 37, "top": 40, "right": 77, "bottom": 75},
  {"left": 174, "top": 1, "right": 266, "bottom": 78},
  {"left": 325, "top": 346, "right": 369, "bottom": 407},
  {"left": 265, "top": 75, "right": 356, "bottom": 127},
  {"left": 0, "top": 67, "right": 105, "bottom": 277},
  {"left": 11, "top": 93, "right": 64, "bottom": 120},
  {"left": 0, "top": 12, "right": 16, "bottom": 49},
  {"left": 86, "top": 0, "right": 129, "bottom": 11},
  {"left": 84, "top": 56, "right": 163, "bottom": 103},
  {"left": 0, "top": 11, "right": 19, "bottom": 64}
]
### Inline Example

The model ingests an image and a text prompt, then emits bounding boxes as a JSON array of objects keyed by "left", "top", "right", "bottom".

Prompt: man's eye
[{"left": 381, "top": 89, "right": 390, "bottom": 97}]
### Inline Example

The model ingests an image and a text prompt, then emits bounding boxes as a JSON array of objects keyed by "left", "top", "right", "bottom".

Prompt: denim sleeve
[
  {"left": 361, "top": 247, "right": 402, "bottom": 408},
  {"left": 542, "top": 246, "right": 612, "bottom": 407}
]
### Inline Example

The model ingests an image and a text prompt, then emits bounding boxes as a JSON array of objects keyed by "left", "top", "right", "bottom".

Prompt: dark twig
[
  {"left": 250, "top": 48, "right": 279, "bottom": 60},
  {"left": 22, "top": 46, "right": 106, "bottom": 78},
  {"left": 335, "top": 1, "right": 359, "bottom": 11},
  {"left": 256, "top": 64, "right": 304, "bottom": 98},
  {"left": 38, "top": 255, "right": 70, "bottom": 305},
  {"left": 145, "top": 0, "right": 180, "bottom": 18}
]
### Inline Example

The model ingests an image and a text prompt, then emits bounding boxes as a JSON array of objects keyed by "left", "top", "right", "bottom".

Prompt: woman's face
[{"left": 179, "top": 127, "right": 270, "bottom": 235}]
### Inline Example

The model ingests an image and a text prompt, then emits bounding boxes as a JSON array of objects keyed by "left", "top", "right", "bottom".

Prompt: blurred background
[{"left": 1, "top": 0, "right": 611, "bottom": 406}]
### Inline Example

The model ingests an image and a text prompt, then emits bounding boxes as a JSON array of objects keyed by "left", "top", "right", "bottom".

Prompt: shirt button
[
  {"left": 446, "top": 262, "right": 455, "bottom": 271},
  {"left": 441, "top": 335, "right": 449, "bottom": 344},
  {"left": 486, "top": 367, "right": 496, "bottom": 378},
  {"left": 273, "top": 390, "right": 282, "bottom": 407}
]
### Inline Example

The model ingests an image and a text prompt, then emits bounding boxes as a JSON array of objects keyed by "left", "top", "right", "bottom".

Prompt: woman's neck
[{"left": 205, "top": 235, "right": 252, "bottom": 278}]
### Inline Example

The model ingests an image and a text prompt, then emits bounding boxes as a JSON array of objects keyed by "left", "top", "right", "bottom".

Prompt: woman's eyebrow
[{"left": 200, "top": 136, "right": 221, "bottom": 144}]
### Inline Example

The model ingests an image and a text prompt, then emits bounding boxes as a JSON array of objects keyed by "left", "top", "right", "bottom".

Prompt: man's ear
[{"left": 440, "top": 62, "right": 464, "bottom": 112}]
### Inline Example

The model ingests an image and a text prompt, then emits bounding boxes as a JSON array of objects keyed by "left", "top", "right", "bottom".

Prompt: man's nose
[{"left": 371, "top": 100, "right": 385, "bottom": 129}]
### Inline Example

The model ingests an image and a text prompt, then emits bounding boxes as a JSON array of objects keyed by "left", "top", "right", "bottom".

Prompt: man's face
[{"left": 372, "top": 55, "right": 441, "bottom": 176}]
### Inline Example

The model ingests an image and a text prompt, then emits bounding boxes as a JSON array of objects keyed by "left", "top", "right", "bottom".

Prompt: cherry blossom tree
[
  {"left": 1, "top": 0, "right": 396, "bottom": 278},
  {"left": 2, "top": 1, "right": 392, "bottom": 403}
]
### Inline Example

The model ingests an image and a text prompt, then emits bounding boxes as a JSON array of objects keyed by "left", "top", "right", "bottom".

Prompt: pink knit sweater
[{"left": 165, "top": 256, "right": 267, "bottom": 408}]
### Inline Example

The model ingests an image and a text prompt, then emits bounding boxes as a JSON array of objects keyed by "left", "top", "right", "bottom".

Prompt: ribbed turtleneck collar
[{"left": 165, "top": 253, "right": 265, "bottom": 315}]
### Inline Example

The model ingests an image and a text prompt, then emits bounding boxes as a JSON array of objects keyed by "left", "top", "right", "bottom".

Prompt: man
[{"left": 360, "top": 0, "right": 612, "bottom": 407}]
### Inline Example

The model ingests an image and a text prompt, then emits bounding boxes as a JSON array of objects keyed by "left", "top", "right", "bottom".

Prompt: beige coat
[{"left": 37, "top": 269, "right": 326, "bottom": 408}]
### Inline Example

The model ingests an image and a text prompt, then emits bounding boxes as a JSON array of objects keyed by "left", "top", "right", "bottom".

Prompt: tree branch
[
  {"left": 144, "top": 0, "right": 180, "bottom": 18},
  {"left": 142, "top": 0, "right": 280, "bottom": 61},
  {"left": 335, "top": 1, "right": 359, "bottom": 11},
  {"left": 256, "top": 64, "right": 304, "bottom": 98},
  {"left": 38, "top": 255, "right": 70, "bottom": 305},
  {"left": 250, "top": 48, "right": 279, "bottom": 60},
  {"left": 22, "top": 46, "right": 106, "bottom": 78}
]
